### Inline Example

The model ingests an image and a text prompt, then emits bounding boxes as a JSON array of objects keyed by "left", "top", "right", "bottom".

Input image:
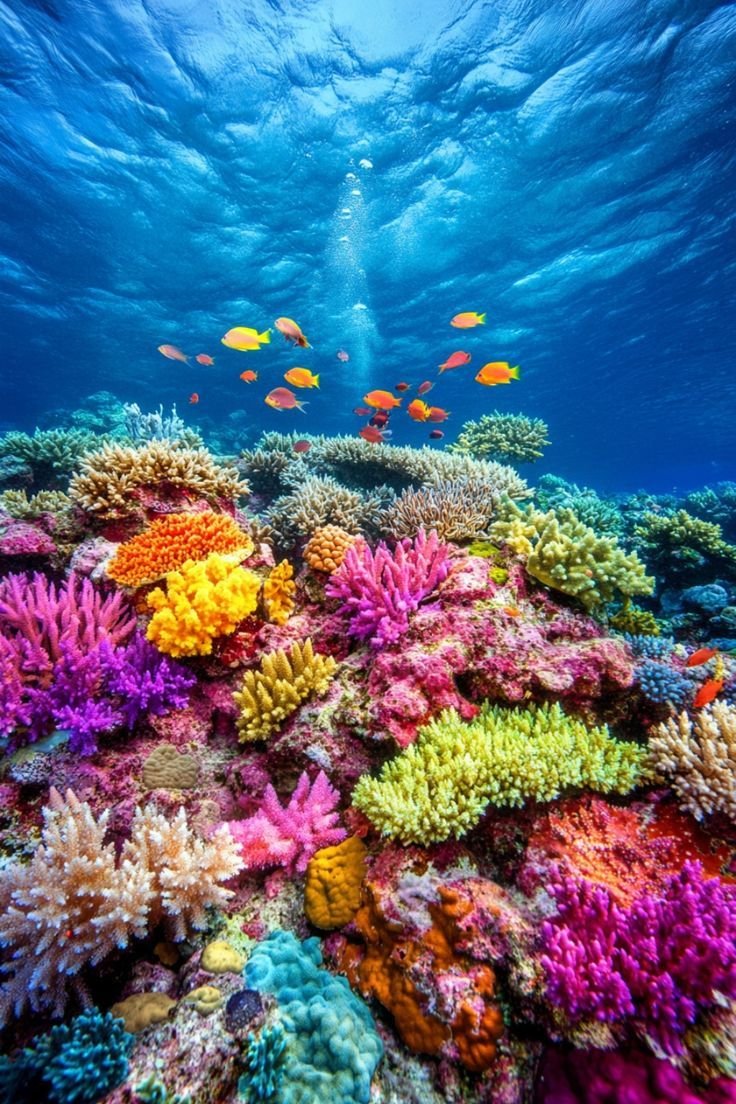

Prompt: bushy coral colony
[{"left": 1, "top": 416, "right": 736, "bottom": 1104}]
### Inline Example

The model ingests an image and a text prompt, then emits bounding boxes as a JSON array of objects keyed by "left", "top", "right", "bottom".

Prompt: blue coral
[
  {"left": 623, "top": 633, "right": 675, "bottom": 660},
  {"left": 0, "top": 1009, "right": 132, "bottom": 1104},
  {"left": 244, "top": 930, "right": 383, "bottom": 1104},
  {"left": 635, "top": 661, "right": 696, "bottom": 707},
  {"left": 238, "top": 1023, "right": 286, "bottom": 1103}
]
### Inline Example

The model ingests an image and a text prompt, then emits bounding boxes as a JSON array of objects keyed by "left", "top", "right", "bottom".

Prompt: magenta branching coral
[
  {"left": 325, "top": 528, "right": 452, "bottom": 648},
  {"left": 223, "top": 770, "right": 346, "bottom": 875},
  {"left": 540, "top": 862, "right": 736, "bottom": 1054}
]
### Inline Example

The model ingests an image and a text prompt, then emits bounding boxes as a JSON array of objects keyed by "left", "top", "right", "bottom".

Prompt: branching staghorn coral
[
  {"left": 122, "top": 402, "right": 199, "bottom": 445},
  {"left": 0, "top": 789, "right": 241, "bottom": 1020},
  {"left": 234, "top": 638, "right": 338, "bottom": 742},
  {"left": 449, "top": 411, "right": 550, "bottom": 464},
  {"left": 381, "top": 479, "right": 499, "bottom": 541},
  {"left": 106, "top": 512, "right": 254, "bottom": 587},
  {"left": 265, "top": 475, "right": 387, "bottom": 545},
  {"left": 647, "top": 701, "right": 736, "bottom": 822},
  {"left": 0, "top": 429, "right": 110, "bottom": 487},
  {"left": 490, "top": 503, "right": 654, "bottom": 612},
  {"left": 0, "top": 489, "right": 72, "bottom": 520},
  {"left": 535, "top": 474, "right": 624, "bottom": 538},
  {"left": 68, "top": 441, "right": 248, "bottom": 520},
  {"left": 352, "top": 702, "right": 646, "bottom": 844}
]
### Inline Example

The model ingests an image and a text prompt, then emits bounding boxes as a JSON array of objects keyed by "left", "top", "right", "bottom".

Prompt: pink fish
[
  {"left": 417, "top": 380, "right": 434, "bottom": 396},
  {"left": 158, "top": 344, "right": 188, "bottom": 362},
  {"left": 264, "top": 387, "right": 307, "bottom": 412},
  {"left": 195, "top": 353, "right": 215, "bottom": 366},
  {"left": 336, "top": 349, "right": 350, "bottom": 362},
  {"left": 438, "top": 351, "right": 471, "bottom": 372}
]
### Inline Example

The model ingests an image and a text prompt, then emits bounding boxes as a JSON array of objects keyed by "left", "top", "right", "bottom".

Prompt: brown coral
[
  {"left": 304, "top": 525, "right": 358, "bottom": 572},
  {"left": 141, "top": 744, "right": 199, "bottom": 791},
  {"left": 107, "top": 512, "right": 253, "bottom": 587}
]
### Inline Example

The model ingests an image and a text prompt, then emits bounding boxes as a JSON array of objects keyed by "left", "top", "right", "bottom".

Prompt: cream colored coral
[
  {"left": 234, "top": 638, "right": 337, "bottom": 742},
  {"left": 648, "top": 701, "right": 736, "bottom": 822},
  {"left": 68, "top": 440, "right": 248, "bottom": 519}
]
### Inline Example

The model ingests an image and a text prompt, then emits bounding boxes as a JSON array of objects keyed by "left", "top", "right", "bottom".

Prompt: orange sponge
[
  {"left": 107, "top": 512, "right": 253, "bottom": 587},
  {"left": 304, "top": 525, "right": 357, "bottom": 573}
]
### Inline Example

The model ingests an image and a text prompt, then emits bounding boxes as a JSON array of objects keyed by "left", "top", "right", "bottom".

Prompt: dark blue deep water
[{"left": 1, "top": 0, "right": 735, "bottom": 492}]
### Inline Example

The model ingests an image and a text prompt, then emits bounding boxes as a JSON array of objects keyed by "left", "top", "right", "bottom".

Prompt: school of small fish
[{"left": 157, "top": 306, "right": 521, "bottom": 443}]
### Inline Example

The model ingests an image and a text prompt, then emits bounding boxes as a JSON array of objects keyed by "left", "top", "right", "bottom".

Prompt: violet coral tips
[
  {"left": 352, "top": 702, "right": 646, "bottom": 844},
  {"left": 647, "top": 700, "right": 736, "bottom": 822},
  {"left": 0, "top": 789, "right": 243, "bottom": 1021},
  {"left": 233, "top": 638, "right": 337, "bottom": 742},
  {"left": 325, "top": 528, "right": 453, "bottom": 648},
  {"left": 146, "top": 551, "right": 260, "bottom": 657}
]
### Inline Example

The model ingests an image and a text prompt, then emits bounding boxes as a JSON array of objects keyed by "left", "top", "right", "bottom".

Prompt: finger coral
[
  {"left": 352, "top": 702, "right": 646, "bottom": 843},
  {"left": 490, "top": 503, "right": 654, "bottom": 612},
  {"left": 449, "top": 411, "right": 551, "bottom": 464},
  {"left": 381, "top": 481, "right": 493, "bottom": 542},
  {"left": 233, "top": 638, "right": 338, "bottom": 742},
  {"left": 146, "top": 551, "right": 261, "bottom": 657},
  {"left": 304, "top": 524, "right": 358, "bottom": 572},
  {"left": 106, "top": 511, "right": 254, "bottom": 587},
  {"left": 261, "top": 558, "right": 295, "bottom": 624},
  {"left": 647, "top": 700, "right": 736, "bottom": 821},
  {"left": 0, "top": 789, "right": 242, "bottom": 1020}
]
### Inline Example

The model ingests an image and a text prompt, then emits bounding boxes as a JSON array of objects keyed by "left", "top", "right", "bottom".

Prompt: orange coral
[
  {"left": 107, "top": 511, "right": 253, "bottom": 587},
  {"left": 337, "top": 869, "right": 503, "bottom": 1071},
  {"left": 262, "top": 559, "right": 296, "bottom": 625},
  {"left": 304, "top": 525, "right": 358, "bottom": 572},
  {"left": 304, "top": 836, "right": 367, "bottom": 929}
]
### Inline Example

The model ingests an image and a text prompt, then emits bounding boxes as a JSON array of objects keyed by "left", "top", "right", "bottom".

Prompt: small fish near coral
[
  {"left": 693, "top": 677, "right": 724, "bottom": 708},
  {"left": 363, "top": 389, "right": 402, "bottom": 410},
  {"left": 686, "top": 646, "right": 718, "bottom": 667},
  {"left": 188, "top": 393, "right": 199, "bottom": 404}
]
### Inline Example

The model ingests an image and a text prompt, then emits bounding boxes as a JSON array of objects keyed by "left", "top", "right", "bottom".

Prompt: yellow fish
[
  {"left": 284, "top": 367, "right": 320, "bottom": 389},
  {"left": 221, "top": 326, "right": 272, "bottom": 351},
  {"left": 475, "top": 362, "right": 520, "bottom": 386},
  {"left": 451, "top": 311, "right": 486, "bottom": 328}
]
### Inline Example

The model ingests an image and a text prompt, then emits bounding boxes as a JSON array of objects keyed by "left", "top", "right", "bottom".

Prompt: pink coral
[
  {"left": 0, "top": 518, "right": 56, "bottom": 557},
  {"left": 223, "top": 770, "right": 346, "bottom": 875}
]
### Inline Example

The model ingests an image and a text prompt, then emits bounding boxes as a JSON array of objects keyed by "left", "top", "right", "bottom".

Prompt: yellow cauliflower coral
[
  {"left": 262, "top": 559, "right": 296, "bottom": 625},
  {"left": 146, "top": 551, "right": 260, "bottom": 657}
]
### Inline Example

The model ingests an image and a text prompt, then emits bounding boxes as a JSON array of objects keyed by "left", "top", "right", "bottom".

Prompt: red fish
[
  {"left": 686, "top": 647, "right": 719, "bottom": 667},
  {"left": 265, "top": 387, "right": 307, "bottom": 412},
  {"left": 336, "top": 349, "right": 350, "bottom": 362},
  {"left": 693, "top": 678, "right": 724, "bottom": 708},
  {"left": 416, "top": 380, "right": 434, "bottom": 396},
  {"left": 188, "top": 393, "right": 199, "bottom": 404},
  {"left": 293, "top": 440, "right": 312, "bottom": 453},
  {"left": 240, "top": 370, "right": 258, "bottom": 383},
  {"left": 429, "top": 429, "right": 444, "bottom": 439},
  {"left": 359, "top": 425, "right": 386, "bottom": 444},
  {"left": 395, "top": 382, "right": 410, "bottom": 392},
  {"left": 370, "top": 412, "right": 390, "bottom": 428},
  {"left": 438, "top": 351, "right": 471, "bottom": 372},
  {"left": 158, "top": 344, "right": 189, "bottom": 362},
  {"left": 353, "top": 406, "right": 372, "bottom": 416},
  {"left": 195, "top": 353, "right": 215, "bottom": 366},
  {"left": 427, "top": 406, "right": 449, "bottom": 423}
]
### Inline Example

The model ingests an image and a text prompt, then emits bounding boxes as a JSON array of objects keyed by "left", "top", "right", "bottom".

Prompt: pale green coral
[
  {"left": 634, "top": 509, "right": 736, "bottom": 581},
  {"left": 489, "top": 503, "right": 654, "bottom": 612},
  {"left": 0, "top": 429, "right": 110, "bottom": 481},
  {"left": 352, "top": 702, "right": 646, "bottom": 844},
  {"left": 449, "top": 411, "right": 550, "bottom": 464}
]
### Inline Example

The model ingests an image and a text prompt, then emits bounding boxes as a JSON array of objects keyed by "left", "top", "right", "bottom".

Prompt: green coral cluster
[
  {"left": 352, "top": 702, "right": 646, "bottom": 844},
  {"left": 609, "top": 598, "right": 661, "bottom": 637},
  {"left": 0, "top": 429, "right": 109, "bottom": 486},
  {"left": 490, "top": 503, "right": 654, "bottom": 612},
  {"left": 449, "top": 411, "right": 550, "bottom": 464},
  {"left": 0, "top": 489, "right": 72, "bottom": 520},
  {"left": 634, "top": 509, "right": 736, "bottom": 582}
]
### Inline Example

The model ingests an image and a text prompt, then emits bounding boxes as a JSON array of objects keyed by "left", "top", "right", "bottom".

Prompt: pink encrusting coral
[
  {"left": 222, "top": 769, "right": 347, "bottom": 875},
  {"left": 325, "top": 527, "right": 453, "bottom": 648}
]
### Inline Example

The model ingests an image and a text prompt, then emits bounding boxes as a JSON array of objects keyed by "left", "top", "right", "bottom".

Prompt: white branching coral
[
  {"left": 648, "top": 701, "right": 736, "bottom": 822},
  {"left": 0, "top": 789, "right": 243, "bottom": 1021}
]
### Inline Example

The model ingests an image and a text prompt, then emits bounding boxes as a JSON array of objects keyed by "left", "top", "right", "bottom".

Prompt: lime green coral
[
  {"left": 449, "top": 411, "right": 550, "bottom": 464},
  {"left": 146, "top": 552, "right": 260, "bottom": 657},
  {"left": 609, "top": 598, "right": 661, "bottom": 636},
  {"left": 634, "top": 509, "right": 736, "bottom": 580},
  {"left": 352, "top": 702, "right": 646, "bottom": 844},
  {"left": 234, "top": 638, "right": 338, "bottom": 742},
  {"left": 489, "top": 503, "right": 654, "bottom": 612}
]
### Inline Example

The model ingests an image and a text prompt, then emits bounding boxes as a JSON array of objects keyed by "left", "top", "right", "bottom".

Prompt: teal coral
[
  {"left": 634, "top": 508, "right": 736, "bottom": 581},
  {"left": 243, "top": 930, "right": 383, "bottom": 1104},
  {"left": 352, "top": 702, "right": 646, "bottom": 844},
  {"left": 238, "top": 1023, "right": 286, "bottom": 1103},
  {"left": 449, "top": 411, "right": 550, "bottom": 464},
  {"left": 490, "top": 502, "right": 654, "bottom": 611},
  {"left": 0, "top": 429, "right": 109, "bottom": 488}
]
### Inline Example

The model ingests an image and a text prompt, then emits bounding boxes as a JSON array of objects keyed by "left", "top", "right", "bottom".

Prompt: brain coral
[{"left": 107, "top": 512, "right": 254, "bottom": 587}]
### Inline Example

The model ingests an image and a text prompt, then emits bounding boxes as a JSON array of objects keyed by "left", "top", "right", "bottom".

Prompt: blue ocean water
[{"left": 0, "top": 0, "right": 734, "bottom": 492}]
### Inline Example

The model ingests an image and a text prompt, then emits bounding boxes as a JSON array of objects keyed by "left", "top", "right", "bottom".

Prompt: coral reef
[
  {"left": 107, "top": 513, "right": 254, "bottom": 587},
  {"left": 449, "top": 411, "right": 550, "bottom": 464},
  {"left": 233, "top": 639, "right": 338, "bottom": 742},
  {"left": 648, "top": 701, "right": 736, "bottom": 821}
]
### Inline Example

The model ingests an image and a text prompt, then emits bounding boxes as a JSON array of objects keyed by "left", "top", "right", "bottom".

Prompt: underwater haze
[{"left": 1, "top": 0, "right": 735, "bottom": 491}]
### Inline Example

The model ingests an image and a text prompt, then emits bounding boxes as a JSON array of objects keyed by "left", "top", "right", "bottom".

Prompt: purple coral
[
  {"left": 223, "top": 770, "right": 346, "bottom": 875},
  {"left": 540, "top": 862, "right": 736, "bottom": 1054},
  {"left": 325, "top": 528, "right": 452, "bottom": 648}
]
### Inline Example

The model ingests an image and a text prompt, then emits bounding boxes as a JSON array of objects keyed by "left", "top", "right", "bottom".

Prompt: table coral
[
  {"left": 106, "top": 512, "right": 254, "bottom": 587},
  {"left": 233, "top": 638, "right": 337, "bottom": 742},
  {"left": 352, "top": 701, "right": 646, "bottom": 844},
  {"left": 146, "top": 551, "right": 261, "bottom": 657}
]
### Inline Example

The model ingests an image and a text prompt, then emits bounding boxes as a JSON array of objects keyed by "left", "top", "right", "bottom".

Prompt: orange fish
[
  {"left": 407, "top": 398, "right": 431, "bottom": 422},
  {"left": 438, "top": 351, "right": 471, "bottom": 372},
  {"left": 417, "top": 380, "right": 434, "bottom": 396},
  {"left": 503, "top": 606, "right": 522, "bottom": 618},
  {"left": 427, "top": 406, "right": 450, "bottom": 423},
  {"left": 364, "top": 389, "right": 402, "bottom": 410},
  {"left": 221, "top": 326, "right": 271, "bottom": 351},
  {"left": 239, "top": 370, "right": 258, "bottom": 383},
  {"left": 429, "top": 429, "right": 444, "bottom": 439},
  {"left": 275, "top": 317, "right": 310, "bottom": 348},
  {"left": 475, "top": 362, "right": 520, "bottom": 386},
  {"left": 359, "top": 425, "right": 386, "bottom": 444},
  {"left": 265, "top": 387, "right": 307, "bottom": 412},
  {"left": 284, "top": 367, "right": 320, "bottom": 389},
  {"left": 195, "top": 353, "right": 215, "bottom": 366},
  {"left": 693, "top": 678, "right": 724, "bottom": 708},
  {"left": 158, "top": 344, "right": 189, "bottom": 362},
  {"left": 188, "top": 393, "right": 199, "bottom": 404},
  {"left": 451, "top": 311, "right": 486, "bottom": 328},
  {"left": 686, "top": 647, "right": 719, "bottom": 667},
  {"left": 395, "top": 382, "right": 410, "bottom": 392}
]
